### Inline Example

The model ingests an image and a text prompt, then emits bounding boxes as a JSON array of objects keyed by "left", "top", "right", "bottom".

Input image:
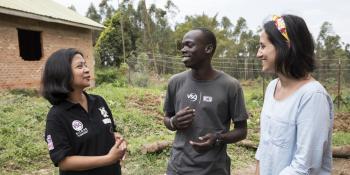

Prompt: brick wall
[{"left": 0, "top": 14, "right": 96, "bottom": 89}]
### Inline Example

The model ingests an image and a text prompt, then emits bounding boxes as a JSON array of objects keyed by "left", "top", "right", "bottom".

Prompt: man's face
[{"left": 180, "top": 30, "right": 208, "bottom": 69}]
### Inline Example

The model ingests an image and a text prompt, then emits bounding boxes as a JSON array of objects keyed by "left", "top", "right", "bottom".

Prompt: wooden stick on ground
[
  {"left": 141, "top": 141, "right": 172, "bottom": 154},
  {"left": 141, "top": 140, "right": 350, "bottom": 159},
  {"left": 333, "top": 145, "right": 350, "bottom": 158}
]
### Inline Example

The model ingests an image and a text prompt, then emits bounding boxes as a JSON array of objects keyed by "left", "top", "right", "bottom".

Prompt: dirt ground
[
  {"left": 334, "top": 112, "right": 350, "bottom": 132},
  {"left": 30, "top": 158, "right": 350, "bottom": 175},
  {"left": 234, "top": 158, "right": 350, "bottom": 175}
]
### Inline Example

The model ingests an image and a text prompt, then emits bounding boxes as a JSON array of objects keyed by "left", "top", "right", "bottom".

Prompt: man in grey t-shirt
[{"left": 163, "top": 28, "right": 249, "bottom": 175}]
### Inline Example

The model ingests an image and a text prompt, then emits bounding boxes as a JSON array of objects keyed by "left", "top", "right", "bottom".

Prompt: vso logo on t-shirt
[{"left": 187, "top": 93, "right": 198, "bottom": 102}]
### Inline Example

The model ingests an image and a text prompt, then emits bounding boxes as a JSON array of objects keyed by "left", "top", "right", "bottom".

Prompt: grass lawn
[{"left": 0, "top": 80, "right": 349, "bottom": 174}]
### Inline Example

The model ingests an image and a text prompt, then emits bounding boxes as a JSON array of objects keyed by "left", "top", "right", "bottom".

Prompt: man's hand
[
  {"left": 189, "top": 133, "right": 217, "bottom": 152},
  {"left": 171, "top": 106, "right": 195, "bottom": 130}
]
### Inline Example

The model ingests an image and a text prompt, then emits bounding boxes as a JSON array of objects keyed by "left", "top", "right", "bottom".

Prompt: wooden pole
[
  {"left": 117, "top": 0, "right": 126, "bottom": 63},
  {"left": 337, "top": 58, "right": 341, "bottom": 109}
]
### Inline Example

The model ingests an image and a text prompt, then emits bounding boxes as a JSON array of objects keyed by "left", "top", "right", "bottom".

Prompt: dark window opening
[{"left": 17, "top": 29, "right": 42, "bottom": 61}]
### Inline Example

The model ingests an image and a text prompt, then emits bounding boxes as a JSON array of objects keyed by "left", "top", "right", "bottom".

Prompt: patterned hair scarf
[{"left": 272, "top": 15, "right": 290, "bottom": 42}]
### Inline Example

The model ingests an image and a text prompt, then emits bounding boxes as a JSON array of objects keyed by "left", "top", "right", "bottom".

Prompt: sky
[{"left": 53, "top": 0, "right": 350, "bottom": 45}]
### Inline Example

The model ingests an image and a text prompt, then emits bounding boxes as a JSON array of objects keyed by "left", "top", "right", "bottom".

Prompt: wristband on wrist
[
  {"left": 169, "top": 117, "right": 175, "bottom": 129},
  {"left": 214, "top": 132, "right": 223, "bottom": 146}
]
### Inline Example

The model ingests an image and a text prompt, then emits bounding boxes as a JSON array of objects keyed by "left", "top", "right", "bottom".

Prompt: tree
[
  {"left": 86, "top": 3, "right": 101, "bottom": 23},
  {"left": 345, "top": 44, "right": 350, "bottom": 59},
  {"left": 99, "top": 0, "right": 115, "bottom": 22},
  {"left": 133, "top": 0, "right": 178, "bottom": 73},
  {"left": 221, "top": 16, "right": 233, "bottom": 31},
  {"left": 174, "top": 14, "right": 220, "bottom": 54},
  {"left": 93, "top": 0, "right": 264, "bottom": 78},
  {"left": 86, "top": 3, "right": 102, "bottom": 46},
  {"left": 232, "top": 17, "right": 248, "bottom": 42},
  {"left": 226, "top": 17, "right": 249, "bottom": 58},
  {"left": 216, "top": 16, "right": 234, "bottom": 58},
  {"left": 68, "top": 4, "right": 76, "bottom": 12},
  {"left": 95, "top": 11, "right": 134, "bottom": 67},
  {"left": 315, "top": 22, "right": 344, "bottom": 60},
  {"left": 165, "top": 0, "right": 179, "bottom": 21},
  {"left": 315, "top": 21, "right": 349, "bottom": 82}
]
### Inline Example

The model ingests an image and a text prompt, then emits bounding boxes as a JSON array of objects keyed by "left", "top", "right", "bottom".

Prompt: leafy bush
[
  {"left": 9, "top": 89, "right": 39, "bottom": 97},
  {"left": 131, "top": 72, "right": 149, "bottom": 87},
  {"left": 95, "top": 66, "right": 128, "bottom": 87},
  {"left": 95, "top": 67, "right": 118, "bottom": 85}
]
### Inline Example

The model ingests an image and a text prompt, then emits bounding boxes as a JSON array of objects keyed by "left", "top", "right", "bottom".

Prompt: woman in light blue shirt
[{"left": 255, "top": 14, "right": 334, "bottom": 175}]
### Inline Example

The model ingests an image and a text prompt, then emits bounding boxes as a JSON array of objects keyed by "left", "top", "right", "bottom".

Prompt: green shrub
[
  {"left": 95, "top": 67, "right": 118, "bottom": 85},
  {"left": 131, "top": 72, "right": 149, "bottom": 87},
  {"left": 9, "top": 89, "right": 38, "bottom": 97},
  {"left": 95, "top": 66, "right": 128, "bottom": 87}
]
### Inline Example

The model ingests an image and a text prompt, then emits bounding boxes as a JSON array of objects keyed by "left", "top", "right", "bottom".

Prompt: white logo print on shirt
[
  {"left": 187, "top": 92, "right": 213, "bottom": 103},
  {"left": 46, "top": 135, "right": 54, "bottom": 151},
  {"left": 72, "top": 120, "right": 83, "bottom": 131},
  {"left": 187, "top": 93, "right": 198, "bottom": 102},
  {"left": 99, "top": 107, "right": 109, "bottom": 118},
  {"left": 203, "top": 96, "right": 213, "bottom": 102},
  {"left": 99, "top": 106, "right": 112, "bottom": 124},
  {"left": 72, "top": 120, "right": 88, "bottom": 137}
]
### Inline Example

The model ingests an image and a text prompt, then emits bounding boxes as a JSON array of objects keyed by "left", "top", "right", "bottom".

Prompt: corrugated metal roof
[{"left": 0, "top": 0, "right": 104, "bottom": 30}]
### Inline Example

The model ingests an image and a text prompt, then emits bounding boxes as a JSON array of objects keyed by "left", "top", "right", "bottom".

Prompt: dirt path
[
  {"left": 233, "top": 163, "right": 255, "bottom": 175},
  {"left": 333, "top": 158, "right": 350, "bottom": 175},
  {"left": 234, "top": 158, "right": 350, "bottom": 175}
]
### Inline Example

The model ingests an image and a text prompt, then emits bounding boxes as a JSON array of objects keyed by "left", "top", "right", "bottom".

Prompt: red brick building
[{"left": 0, "top": 0, "right": 103, "bottom": 89}]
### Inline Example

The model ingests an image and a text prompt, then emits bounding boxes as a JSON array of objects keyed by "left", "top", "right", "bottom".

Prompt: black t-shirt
[{"left": 44, "top": 92, "right": 121, "bottom": 175}]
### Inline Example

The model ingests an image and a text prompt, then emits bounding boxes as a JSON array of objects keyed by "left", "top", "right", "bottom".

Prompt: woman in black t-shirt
[{"left": 41, "top": 48, "right": 126, "bottom": 175}]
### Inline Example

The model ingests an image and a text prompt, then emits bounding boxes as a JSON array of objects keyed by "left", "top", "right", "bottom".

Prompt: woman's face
[
  {"left": 70, "top": 54, "right": 90, "bottom": 90},
  {"left": 256, "top": 31, "right": 277, "bottom": 73}
]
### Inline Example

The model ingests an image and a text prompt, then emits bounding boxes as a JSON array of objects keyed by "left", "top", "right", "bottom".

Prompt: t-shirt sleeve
[
  {"left": 163, "top": 79, "right": 176, "bottom": 116},
  {"left": 45, "top": 115, "right": 72, "bottom": 167},
  {"left": 229, "top": 82, "right": 249, "bottom": 122}
]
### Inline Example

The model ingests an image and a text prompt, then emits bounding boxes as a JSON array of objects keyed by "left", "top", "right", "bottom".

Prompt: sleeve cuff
[{"left": 50, "top": 147, "right": 72, "bottom": 167}]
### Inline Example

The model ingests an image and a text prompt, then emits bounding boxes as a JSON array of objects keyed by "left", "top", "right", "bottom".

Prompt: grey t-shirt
[{"left": 164, "top": 70, "right": 248, "bottom": 175}]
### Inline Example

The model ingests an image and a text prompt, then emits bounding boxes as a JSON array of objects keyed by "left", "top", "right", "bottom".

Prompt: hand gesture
[
  {"left": 189, "top": 133, "right": 217, "bottom": 152},
  {"left": 107, "top": 135, "right": 127, "bottom": 163},
  {"left": 114, "top": 133, "right": 127, "bottom": 152},
  {"left": 172, "top": 106, "right": 195, "bottom": 130}
]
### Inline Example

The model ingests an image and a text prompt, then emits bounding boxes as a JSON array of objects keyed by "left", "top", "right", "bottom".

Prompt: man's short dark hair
[
  {"left": 41, "top": 48, "right": 83, "bottom": 105},
  {"left": 263, "top": 14, "right": 315, "bottom": 79},
  {"left": 193, "top": 27, "right": 217, "bottom": 54}
]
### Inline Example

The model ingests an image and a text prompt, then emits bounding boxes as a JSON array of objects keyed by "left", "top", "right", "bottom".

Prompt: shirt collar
[{"left": 58, "top": 91, "right": 97, "bottom": 110}]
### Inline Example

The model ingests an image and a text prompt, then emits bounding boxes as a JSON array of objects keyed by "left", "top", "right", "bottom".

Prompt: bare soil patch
[{"left": 334, "top": 112, "right": 350, "bottom": 132}]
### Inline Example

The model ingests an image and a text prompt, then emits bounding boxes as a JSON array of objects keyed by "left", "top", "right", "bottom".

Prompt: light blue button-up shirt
[{"left": 255, "top": 79, "right": 333, "bottom": 175}]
